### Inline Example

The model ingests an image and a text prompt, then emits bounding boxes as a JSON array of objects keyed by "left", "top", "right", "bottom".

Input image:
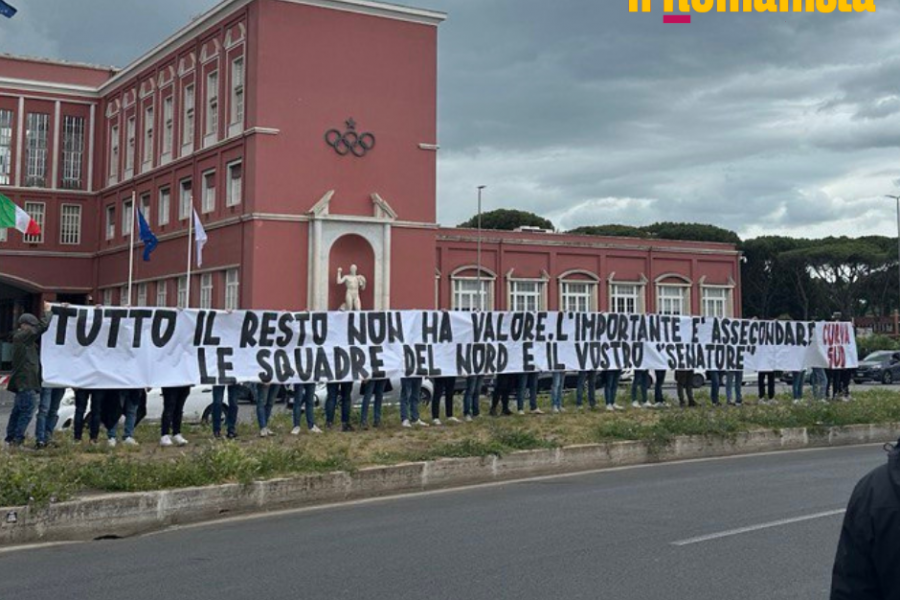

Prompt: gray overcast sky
[{"left": 2, "top": 0, "right": 898, "bottom": 239}]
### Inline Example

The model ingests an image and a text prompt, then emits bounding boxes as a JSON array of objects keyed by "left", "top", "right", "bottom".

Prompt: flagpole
[
  {"left": 127, "top": 190, "right": 136, "bottom": 307},
  {"left": 186, "top": 194, "right": 193, "bottom": 308}
]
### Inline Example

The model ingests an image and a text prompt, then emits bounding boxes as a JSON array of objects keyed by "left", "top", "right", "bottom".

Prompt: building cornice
[
  {"left": 435, "top": 234, "right": 741, "bottom": 257},
  {"left": 277, "top": 0, "right": 446, "bottom": 26},
  {"left": 0, "top": 76, "right": 100, "bottom": 99}
]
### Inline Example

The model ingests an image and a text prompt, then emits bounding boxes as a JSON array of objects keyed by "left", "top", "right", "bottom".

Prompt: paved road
[{"left": 0, "top": 444, "right": 887, "bottom": 599}]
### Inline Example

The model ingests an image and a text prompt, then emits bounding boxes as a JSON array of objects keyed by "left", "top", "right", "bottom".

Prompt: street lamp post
[
  {"left": 477, "top": 185, "right": 486, "bottom": 310},
  {"left": 886, "top": 195, "right": 900, "bottom": 317}
]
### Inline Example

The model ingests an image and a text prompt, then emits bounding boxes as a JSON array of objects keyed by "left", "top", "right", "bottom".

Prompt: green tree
[
  {"left": 567, "top": 225, "right": 649, "bottom": 238},
  {"left": 741, "top": 236, "right": 811, "bottom": 319},
  {"left": 457, "top": 209, "right": 554, "bottom": 231},
  {"left": 642, "top": 222, "right": 741, "bottom": 245}
]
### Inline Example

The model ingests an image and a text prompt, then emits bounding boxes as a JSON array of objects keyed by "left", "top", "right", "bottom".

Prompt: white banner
[{"left": 41, "top": 306, "right": 859, "bottom": 389}]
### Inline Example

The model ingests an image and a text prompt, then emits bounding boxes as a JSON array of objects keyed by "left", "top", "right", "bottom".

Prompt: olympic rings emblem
[{"left": 325, "top": 118, "right": 376, "bottom": 158}]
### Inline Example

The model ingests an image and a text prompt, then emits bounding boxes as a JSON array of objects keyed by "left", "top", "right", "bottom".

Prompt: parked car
[
  {"left": 286, "top": 376, "right": 435, "bottom": 408},
  {"left": 854, "top": 351, "right": 900, "bottom": 384},
  {"left": 54, "top": 386, "right": 216, "bottom": 432}
]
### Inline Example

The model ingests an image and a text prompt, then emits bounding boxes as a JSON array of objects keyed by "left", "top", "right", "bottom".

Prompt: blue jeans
[
  {"left": 654, "top": 370, "right": 667, "bottom": 403},
  {"left": 792, "top": 370, "right": 806, "bottom": 400},
  {"left": 326, "top": 382, "right": 353, "bottom": 425},
  {"left": 463, "top": 376, "right": 483, "bottom": 416},
  {"left": 212, "top": 385, "right": 240, "bottom": 436},
  {"left": 120, "top": 389, "right": 143, "bottom": 439},
  {"left": 292, "top": 383, "right": 317, "bottom": 429},
  {"left": 725, "top": 371, "right": 743, "bottom": 404},
  {"left": 516, "top": 372, "right": 539, "bottom": 411},
  {"left": 5, "top": 389, "right": 37, "bottom": 444},
  {"left": 576, "top": 371, "right": 597, "bottom": 408},
  {"left": 811, "top": 368, "right": 827, "bottom": 400},
  {"left": 254, "top": 383, "right": 278, "bottom": 429},
  {"left": 631, "top": 371, "right": 649, "bottom": 404},
  {"left": 360, "top": 380, "right": 386, "bottom": 426},
  {"left": 35, "top": 387, "right": 65, "bottom": 444},
  {"left": 550, "top": 372, "right": 565, "bottom": 409},
  {"left": 399, "top": 378, "right": 422, "bottom": 422},
  {"left": 709, "top": 371, "right": 723, "bottom": 405},
  {"left": 603, "top": 370, "right": 622, "bottom": 406}
]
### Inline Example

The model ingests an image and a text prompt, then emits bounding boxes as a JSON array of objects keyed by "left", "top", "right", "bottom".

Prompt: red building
[{"left": 0, "top": 0, "right": 741, "bottom": 350}]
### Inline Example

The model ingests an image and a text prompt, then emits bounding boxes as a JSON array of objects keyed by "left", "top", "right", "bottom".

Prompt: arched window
[{"left": 450, "top": 265, "right": 496, "bottom": 311}]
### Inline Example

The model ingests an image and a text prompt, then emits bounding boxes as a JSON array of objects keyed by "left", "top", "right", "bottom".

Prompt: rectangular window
[
  {"left": 610, "top": 284, "right": 640, "bottom": 314},
  {"left": 205, "top": 71, "right": 219, "bottom": 143},
  {"left": 122, "top": 198, "right": 133, "bottom": 237},
  {"left": 59, "top": 204, "right": 82, "bottom": 245},
  {"left": 0, "top": 109, "right": 13, "bottom": 185},
  {"left": 657, "top": 285, "right": 686, "bottom": 316},
  {"left": 179, "top": 179, "right": 192, "bottom": 220},
  {"left": 702, "top": 287, "right": 728, "bottom": 318},
  {"left": 24, "top": 113, "right": 49, "bottom": 187},
  {"left": 200, "top": 272, "right": 213, "bottom": 309},
  {"left": 140, "top": 193, "right": 151, "bottom": 223},
  {"left": 560, "top": 281, "right": 593, "bottom": 313},
  {"left": 158, "top": 187, "right": 171, "bottom": 225},
  {"left": 509, "top": 280, "right": 543, "bottom": 312},
  {"left": 102, "top": 288, "right": 113, "bottom": 306},
  {"left": 202, "top": 170, "right": 215, "bottom": 213},
  {"left": 137, "top": 283, "right": 148, "bottom": 307},
  {"left": 226, "top": 160, "right": 242, "bottom": 206},
  {"left": 125, "top": 115, "right": 136, "bottom": 174},
  {"left": 230, "top": 57, "right": 244, "bottom": 129},
  {"left": 162, "top": 96, "right": 174, "bottom": 157},
  {"left": 177, "top": 276, "right": 188, "bottom": 308},
  {"left": 108, "top": 123, "right": 119, "bottom": 182},
  {"left": 0, "top": 227, "right": 6, "bottom": 242},
  {"left": 182, "top": 84, "right": 195, "bottom": 151},
  {"left": 120, "top": 285, "right": 129, "bottom": 307},
  {"left": 105, "top": 204, "right": 115, "bottom": 240},
  {"left": 142, "top": 105, "right": 154, "bottom": 170},
  {"left": 23, "top": 201, "right": 44, "bottom": 243},
  {"left": 452, "top": 278, "right": 492, "bottom": 311},
  {"left": 61, "top": 115, "right": 85, "bottom": 189},
  {"left": 225, "top": 268, "right": 239, "bottom": 310},
  {"left": 156, "top": 280, "right": 167, "bottom": 307}
]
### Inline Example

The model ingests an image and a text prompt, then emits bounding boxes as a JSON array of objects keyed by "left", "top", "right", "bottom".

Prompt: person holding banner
[
  {"left": 653, "top": 369, "right": 667, "bottom": 408},
  {"left": 791, "top": 370, "right": 806, "bottom": 404},
  {"left": 758, "top": 371, "right": 776, "bottom": 405},
  {"left": 674, "top": 370, "right": 697, "bottom": 408},
  {"left": 34, "top": 385, "right": 65, "bottom": 449},
  {"left": 359, "top": 378, "right": 385, "bottom": 430},
  {"left": 575, "top": 369, "right": 598, "bottom": 410},
  {"left": 4, "top": 306, "right": 51, "bottom": 448},
  {"left": 432, "top": 376, "right": 461, "bottom": 425},
  {"left": 160, "top": 385, "right": 191, "bottom": 447},
  {"left": 462, "top": 375, "right": 484, "bottom": 421},
  {"left": 211, "top": 384, "right": 241, "bottom": 439},
  {"left": 516, "top": 372, "right": 542, "bottom": 416},
  {"left": 254, "top": 383, "right": 280, "bottom": 437},
  {"left": 400, "top": 377, "right": 428, "bottom": 427},
  {"left": 292, "top": 381, "right": 323, "bottom": 434},
  {"left": 490, "top": 373, "right": 515, "bottom": 417},
  {"left": 602, "top": 369, "right": 623, "bottom": 412},
  {"left": 120, "top": 388, "right": 145, "bottom": 446},
  {"left": 811, "top": 367, "right": 827, "bottom": 402},
  {"left": 326, "top": 381, "right": 355, "bottom": 432},
  {"left": 551, "top": 371, "right": 566, "bottom": 413},
  {"left": 631, "top": 369, "right": 650, "bottom": 409},
  {"left": 708, "top": 370, "right": 724, "bottom": 406},
  {"left": 725, "top": 370, "right": 743, "bottom": 407},
  {"left": 72, "top": 388, "right": 102, "bottom": 443}
]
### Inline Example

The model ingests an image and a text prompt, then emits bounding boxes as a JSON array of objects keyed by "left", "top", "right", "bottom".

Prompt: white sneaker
[
  {"left": 160, "top": 435, "right": 173, "bottom": 447},
  {"left": 447, "top": 416, "right": 461, "bottom": 424},
  {"left": 173, "top": 434, "right": 189, "bottom": 446},
  {"left": 402, "top": 419, "right": 412, "bottom": 428},
  {"left": 107, "top": 438, "right": 117, "bottom": 448},
  {"left": 632, "top": 401, "right": 641, "bottom": 409},
  {"left": 605, "top": 405, "right": 615, "bottom": 412},
  {"left": 551, "top": 407, "right": 560, "bottom": 414},
  {"left": 464, "top": 415, "right": 473, "bottom": 422},
  {"left": 642, "top": 402, "right": 653, "bottom": 409},
  {"left": 559, "top": 407, "right": 566, "bottom": 412},
  {"left": 792, "top": 399, "right": 803, "bottom": 405},
  {"left": 613, "top": 404, "right": 625, "bottom": 411},
  {"left": 517, "top": 410, "right": 525, "bottom": 415},
  {"left": 531, "top": 408, "right": 544, "bottom": 415},
  {"left": 291, "top": 426, "right": 302, "bottom": 435},
  {"left": 310, "top": 425, "right": 323, "bottom": 434},
  {"left": 432, "top": 419, "right": 443, "bottom": 426},
  {"left": 414, "top": 419, "right": 430, "bottom": 427},
  {"left": 123, "top": 437, "right": 139, "bottom": 447},
  {"left": 259, "top": 428, "right": 272, "bottom": 438},
  {"left": 654, "top": 402, "right": 667, "bottom": 409}
]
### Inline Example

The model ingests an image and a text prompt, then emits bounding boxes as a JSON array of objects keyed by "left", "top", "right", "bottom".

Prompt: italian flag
[{"left": 0, "top": 193, "right": 40, "bottom": 236}]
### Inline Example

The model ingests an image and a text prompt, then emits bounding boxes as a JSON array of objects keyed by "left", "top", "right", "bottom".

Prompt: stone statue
[{"left": 337, "top": 264, "right": 366, "bottom": 311}]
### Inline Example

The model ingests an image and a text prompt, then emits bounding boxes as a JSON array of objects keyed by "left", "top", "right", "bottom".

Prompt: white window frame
[
  {"left": 141, "top": 104, "right": 154, "bottom": 172},
  {"left": 204, "top": 70, "right": 219, "bottom": 147},
  {"left": 61, "top": 115, "right": 85, "bottom": 189},
  {"left": 105, "top": 204, "right": 115, "bottom": 240},
  {"left": 226, "top": 160, "right": 242, "bottom": 207},
  {"left": 657, "top": 284, "right": 690, "bottom": 316},
  {"left": 137, "top": 282, "right": 148, "bottom": 307},
  {"left": 122, "top": 198, "right": 133, "bottom": 237},
  {"left": 23, "top": 201, "right": 44, "bottom": 243},
  {"left": 229, "top": 57, "right": 244, "bottom": 136},
  {"left": 177, "top": 276, "right": 188, "bottom": 308},
  {"left": 181, "top": 83, "right": 195, "bottom": 155},
  {"left": 124, "top": 115, "right": 136, "bottom": 177},
  {"left": 102, "top": 288, "right": 113, "bottom": 306},
  {"left": 158, "top": 187, "right": 171, "bottom": 226},
  {"left": 156, "top": 280, "right": 168, "bottom": 307},
  {"left": 559, "top": 280, "right": 596, "bottom": 313},
  {"left": 24, "top": 113, "right": 49, "bottom": 187},
  {"left": 59, "top": 203, "right": 82, "bottom": 245},
  {"left": 508, "top": 279, "right": 545, "bottom": 312},
  {"left": 609, "top": 283, "right": 643, "bottom": 314},
  {"left": 225, "top": 268, "right": 239, "bottom": 310},
  {"left": 179, "top": 178, "right": 192, "bottom": 221},
  {"left": 452, "top": 277, "right": 495, "bottom": 311},
  {"left": 161, "top": 95, "right": 174, "bottom": 162},
  {"left": 701, "top": 286, "right": 733, "bottom": 318},
  {"left": 120, "top": 285, "right": 130, "bottom": 307},
  {"left": 202, "top": 169, "right": 216, "bottom": 213},
  {"left": 0, "top": 226, "right": 6, "bottom": 242},
  {"left": 200, "top": 272, "right": 213, "bottom": 309},
  {"left": 0, "top": 109, "right": 13, "bottom": 185},
  {"left": 139, "top": 193, "right": 151, "bottom": 224},
  {"left": 108, "top": 123, "right": 119, "bottom": 185}
]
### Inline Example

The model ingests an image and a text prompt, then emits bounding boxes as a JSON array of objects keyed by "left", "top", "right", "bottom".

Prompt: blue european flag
[
  {"left": 137, "top": 208, "right": 158, "bottom": 261},
  {"left": 0, "top": 1, "right": 17, "bottom": 18}
]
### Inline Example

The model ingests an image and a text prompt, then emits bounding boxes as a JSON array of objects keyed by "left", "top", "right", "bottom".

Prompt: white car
[
  {"left": 55, "top": 386, "right": 216, "bottom": 431},
  {"left": 298, "top": 376, "right": 434, "bottom": 407}
]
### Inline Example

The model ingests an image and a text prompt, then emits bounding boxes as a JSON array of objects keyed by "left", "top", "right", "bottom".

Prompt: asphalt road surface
[{"left": 0, "top": 444, "right": 887, "bottom": 600}]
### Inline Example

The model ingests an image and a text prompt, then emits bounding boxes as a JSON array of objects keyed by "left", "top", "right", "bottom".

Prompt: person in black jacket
[{"left": 831, "top": 440, "right": 900, "bottom": 599}]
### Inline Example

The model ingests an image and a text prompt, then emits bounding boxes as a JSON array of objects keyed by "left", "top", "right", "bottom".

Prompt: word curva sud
[{"left": 629, "top": 0, "right": 876, "bottom": 12}]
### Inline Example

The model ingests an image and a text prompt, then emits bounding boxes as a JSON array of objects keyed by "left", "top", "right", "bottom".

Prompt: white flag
[{"left": 193, "top": 209, "right": 207, "bottom": 267}]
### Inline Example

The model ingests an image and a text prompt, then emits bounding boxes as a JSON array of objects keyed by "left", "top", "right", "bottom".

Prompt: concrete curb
[{"left": 1, "top": 423, "right": 896, "bottom": 545}]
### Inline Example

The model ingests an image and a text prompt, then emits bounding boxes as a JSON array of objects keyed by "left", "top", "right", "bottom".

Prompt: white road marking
[{"left": 672, "top": 509, "right": 847, "bottom": 546}]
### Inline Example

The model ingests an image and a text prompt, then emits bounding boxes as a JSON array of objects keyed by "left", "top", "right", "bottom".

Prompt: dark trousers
[
  {"left": 709, "top": 370, "right": 724, "bottom": 405},
  {"left": 654, "top": 370, "right": 667, "bottom": 403},
  {"left": 432, "top": 377, "right": 457, "bottom": 419},
  {"left": 73, "top": 388, "right": 102, "bottom": 441},
  {"left": 516, "top": 372, "right": 539, "bottom": 411},
  {"left": 675, "top": 371, "right": 695, "bottom": 406},
  {"left": 161, "top": 386, "right": 190, "bottom": 436},
  {"left": 757, "top": 371, "right": 775, "bottom": 400},
  {"left": 326, "top": 382, "right": 353, "bottom": 425},
  {"left": 360, "top": 379, "right": 386, "bottom": 426},
  {"left": 490, "top": 374, "right": 514, "bottom": 414}
]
